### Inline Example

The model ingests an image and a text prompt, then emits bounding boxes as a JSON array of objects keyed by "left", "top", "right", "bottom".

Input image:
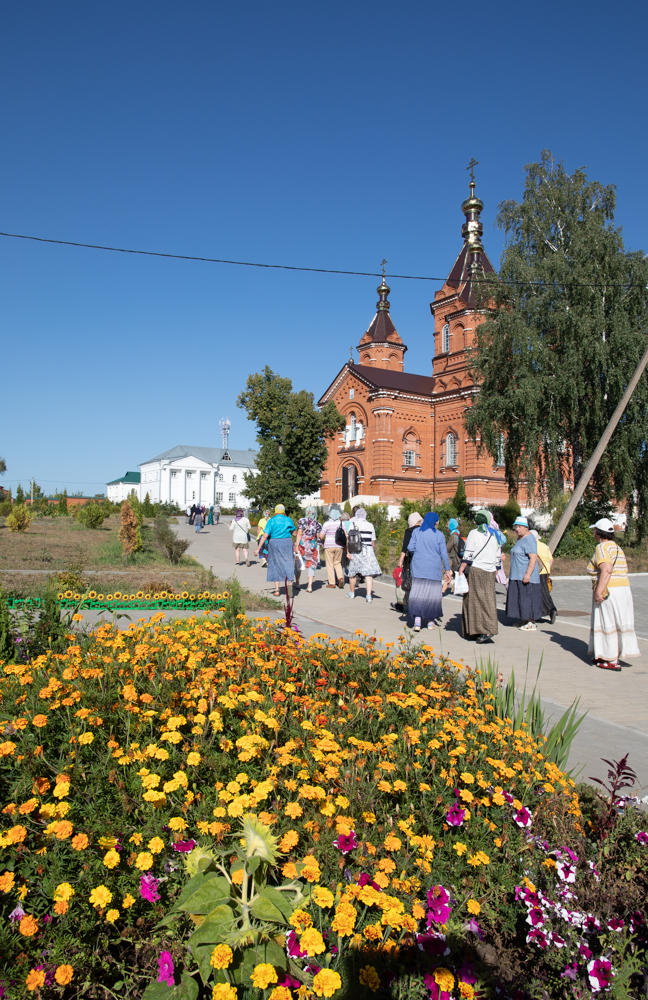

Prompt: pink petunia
[
  {"left": 157, "top": 951, "right": 175, "bottom": 986},
  {"left": 172, "top": 839, "right": 197, "bottom": 853},
  {"left": 587, "top": 958, "right": 614, "bottom": 992},
  {"left": 513, "top": 806, "right": 533, "bottom": 828},
  {"left": 446, "top": 802, "right": 466, "bottom": 827},
  {"left": 333, "top": 831, "right": 358, "bottom": 855},
  {"left": 636, "top": 831, "right": 648, "bottom": 845},
  {"left": 427, "top": 885, "right": 452, "bottom": 925},
  {"left": 140, "top": 872, "right": 161, "bottom": 903}
]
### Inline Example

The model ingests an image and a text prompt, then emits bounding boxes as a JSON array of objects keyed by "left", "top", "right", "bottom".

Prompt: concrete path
[{"left": 101, "top": 518, "right": 648, "bottom": 794}]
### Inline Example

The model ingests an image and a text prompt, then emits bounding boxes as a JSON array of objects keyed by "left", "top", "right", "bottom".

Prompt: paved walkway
[{"left": 112, "top": 519, "right": 648, "bottom": 793}]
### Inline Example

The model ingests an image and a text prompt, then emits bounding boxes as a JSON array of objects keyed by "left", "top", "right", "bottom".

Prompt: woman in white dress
[
  {"left": 587, "top": 517, "right": 640, "bottom": 671},
  {"left": 229, "top": 509, "right": 252, "bottom": 566}
]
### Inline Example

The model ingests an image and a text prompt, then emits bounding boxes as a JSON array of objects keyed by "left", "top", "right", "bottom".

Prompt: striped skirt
[
  {"left": 588, "top": 586, "right": 640, "bottom": 661},
  {"left": 408, "top": 577, "right": 443, "bottom": 623}
]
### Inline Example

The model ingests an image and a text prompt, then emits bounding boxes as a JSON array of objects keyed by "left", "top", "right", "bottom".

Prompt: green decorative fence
[{"left": 7, "top": 593, "right": 229, "bottom": 611}]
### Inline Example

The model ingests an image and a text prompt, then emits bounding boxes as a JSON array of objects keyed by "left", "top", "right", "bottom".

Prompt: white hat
[
  {"left": 590, "top": 517, "right": 616, "bottom": 532},
  {"left": 512, "top": 516, "right": 528, "bottom": 527}
]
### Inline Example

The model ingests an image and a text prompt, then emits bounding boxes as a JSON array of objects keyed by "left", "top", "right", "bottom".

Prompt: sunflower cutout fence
[{"left": 7, "top": 590, "right": 230, "bottom": 611}]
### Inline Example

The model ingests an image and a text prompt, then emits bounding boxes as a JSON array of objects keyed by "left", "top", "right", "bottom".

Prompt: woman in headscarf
[
  {"left": 587, "top": 517, "right": 640, "bottom": 670},
  {"left": 318, "top": 507, "right": 345, "bottom": 589},
  {"left": 446, "top": 517, "right": 464, "bottom": 572},
  {"left": 506, "top": 516, "right": 542, "bottom": 630},
  {"left": 294, "top": 505, "right": 323, "bottom": 593},
  {"left": 345, "top": 508, "right": 382, "bottom": 603},
  {"left": 457, "top": 511, "right": 503, "bottom": 643},
  {"left": 530, "top": 529, "right": 557, "bottom": 624},
  {"left": 254, "top": 504, "right": 296, "bottom": 597},
  {"left": 407, "top": 512, "right": 452, "bottom": 630},
  {"left": 256, "top": 509, "right": 271, "bottom": 567},
  {"left": 229, "top": 508, "right": 252, "bottom": 566},
  {"left": 392, "top": 512, "right": 423, "bottom": 612},
  {"left": 207, "top": 505, "right": 214, "bottom": 525}
]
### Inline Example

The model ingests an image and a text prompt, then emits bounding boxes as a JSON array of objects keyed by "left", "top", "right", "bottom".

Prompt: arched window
[
  {"left": 232, "top": 475, "right": 237, "bottom": 483},
  {"left": 442, "top": 323, "right": 450, "bottom": 353},
  {"left": 446, "top": 432, "right": 457, "bottom": 467},
  {"left": 404, "top": 450, "right": 416, "bottom": 467}
]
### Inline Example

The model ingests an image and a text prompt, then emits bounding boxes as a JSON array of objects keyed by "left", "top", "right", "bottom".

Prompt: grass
[{"left": 0, "top": 516, "right": 279, "bottom": 611}]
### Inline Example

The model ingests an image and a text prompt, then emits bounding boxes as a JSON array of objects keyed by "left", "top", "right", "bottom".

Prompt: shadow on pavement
[{"left": 542, "top": 628, "right": 591, "bottom": 662}]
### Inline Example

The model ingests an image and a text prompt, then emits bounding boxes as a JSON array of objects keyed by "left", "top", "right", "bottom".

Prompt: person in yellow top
[
  {"left": 530, "top": 530, "right": 557, "bottom": 624},
  {"left": 586, "top": 517, "right": 640, "bottom": 671}
]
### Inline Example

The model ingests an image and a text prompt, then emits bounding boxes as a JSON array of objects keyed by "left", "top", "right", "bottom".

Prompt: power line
[{"left": 0, "top": 229, "right": 644, "bottom": 290}]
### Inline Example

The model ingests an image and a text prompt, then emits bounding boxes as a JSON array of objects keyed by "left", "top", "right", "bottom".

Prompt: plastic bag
[{"left": 454, "top": 572, "right": 469, "bottom": 596}]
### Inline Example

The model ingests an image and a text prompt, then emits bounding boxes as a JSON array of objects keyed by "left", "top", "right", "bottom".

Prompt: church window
[
  {"left": 219, "top": 474, "right": 224, "bottom": 482},
  {"left": 229, "top": 492, "right": 237, "bottom": 503},
  {"left": 170, "top": 470, "right": 179, "bottom": 479},
  {"left": 186, "top": 471, "right": 194, "bottom": 480},
  {"left": 349, "top": 388, "right": 354, "bottom": 399},
  {"left": 216, "top": 492, "right": 223, "bottom": 502},
  {"left": 232, "top": 475, "right": 237, "bottom": 483},
  {"left": 446, "top": 432, "right": 457, "bottom": 467},
  {"left": 442, "top": 323, "right": 450, "bottom": 353},
  {"left": 404, "top": 450, "right": 416, "bottom": 467}
]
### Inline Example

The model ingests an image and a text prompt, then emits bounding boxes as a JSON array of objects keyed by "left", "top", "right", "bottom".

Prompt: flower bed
[{"left": 0, "top": 614, "right": 646, "bottom": 998}]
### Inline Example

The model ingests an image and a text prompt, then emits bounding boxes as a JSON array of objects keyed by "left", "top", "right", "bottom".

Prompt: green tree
[
  {"left": 452, "top": 475, "right": 471, "bottom": 518},
  {"left": 237, "top": 366, "right": 345, "bottom": 510},
  {"left": 465, "top": 150, "right": 648, "bottom": 534},
  {"left": 15, "top": 483, "right": 25, "bottom": 505},
  {"left": 76, "top": 502, "right": 107, "bottom": 529},
  {"left": 142, "top": 492, "right": 154, "bottom": 517},
  {"left": 57, "top": 490, "right": 68, "bottom": 516},
  {"left": 0, "top": 457, "right": 6, "bottom": 475}
]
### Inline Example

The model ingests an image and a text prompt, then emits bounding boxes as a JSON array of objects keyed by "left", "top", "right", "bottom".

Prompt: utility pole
[
  {"left": 548, "top": 338, "right": 648, "bottom": 553},
  {"left": 31, "top": 478, "right": 34, "bottom": 507}
]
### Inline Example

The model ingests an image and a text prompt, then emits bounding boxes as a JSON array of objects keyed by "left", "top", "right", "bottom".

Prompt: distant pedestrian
[
  {"left": 194, "top": 507, "right": 204, "bottom": 533},
  {"left": 294, "top": 505, "right": 322, "bottom": 593},
  {"left": 318, "top": 508, "right": 345, "bottom": 589},
  {"left": 506, "top": 516, "right": 542, "bottom": 630},
  {"left": 446, "top": 517, "right": 464, "bottom": 572},
  {"left": 255, "top": 504, "right": 296, "bottom": 597},
  {"left": 189, "top": 503, "right": 197, "bottom": 525},
  {"left": 392, "top": 511, "right": 423, "bottom": 612},
  {"left": 458, "top": 511, "right": 503, "bottom": 643},
  {"left": 530, "top": 529, "right": 557, "bottom": 624},
  {"left": 185, "top": 504, "right": 192, "bottom": 524},
  {"left": 229, "top": 508, "right": 252, "bottom": 566},
  {"left": 257, "top": 510, "right": 271, "bottom": 567},
  {"left": 346, "top": 508, "right": 382, "bottom": 603},
  {"left": 587, "top": 517, "right": 640, "bottom": 671},
  {"left": 213, "top": 504, "right": 221, "bottom": 524},
  {"left": 207, "top": 505, "right": 214, "bottom": 525},
  {"left": 407, "top": 512, "right": 452, "bottom": 630}
]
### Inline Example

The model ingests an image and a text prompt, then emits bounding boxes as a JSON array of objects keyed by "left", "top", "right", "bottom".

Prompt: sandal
[
  {"left": 272, "top": 591, "right": 280, "bottom": 597},
  {"left": 598, "top": 661, "right": 622, "bottom": 671},
  {"left": 518, "top": 622, "right": 537, "bottom": 631}
]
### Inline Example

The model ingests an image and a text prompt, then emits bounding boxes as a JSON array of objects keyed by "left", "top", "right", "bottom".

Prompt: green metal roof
[{"left": 107, "top": 471, "right": 141, "bottom": 485}]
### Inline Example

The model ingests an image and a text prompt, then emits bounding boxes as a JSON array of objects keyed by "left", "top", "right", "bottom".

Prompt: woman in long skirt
[
  {"left": 587, "top": 518, "right": 640, "bottom": 671},
  {"left": 254, "top": 504, "right": 296, "bottom": 597},
  {"left": 407, "top": 512, "right": 452, "bottom": 631},
  {"left": 506, "top": 517, "right": 543, "bottom": 630},
  {"left": 294, "top": 505, "right": 322, "bottom": 593},
  {"left": 458, "top": 511, "right": 502, "bottom": 643}
]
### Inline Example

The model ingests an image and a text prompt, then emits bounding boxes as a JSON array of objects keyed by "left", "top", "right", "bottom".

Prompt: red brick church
[{"left": 318, "top": 179, "right": 514, "bottom": 507}]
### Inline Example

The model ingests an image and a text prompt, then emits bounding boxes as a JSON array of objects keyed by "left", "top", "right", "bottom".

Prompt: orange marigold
[
  {"left": 55, "top": 965, "right": 74, "bottom": 985},
  {"left": 71, "top": 833, "right": 89, "bottom": 850},
  {"left": 20, "top": 915, "right": 39, "bottom": 937},
  {"left": 26, "top": 969, "right": 46, "bottom": 991}
]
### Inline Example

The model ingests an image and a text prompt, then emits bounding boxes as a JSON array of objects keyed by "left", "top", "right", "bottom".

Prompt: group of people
[
  {"left": 251, "top": 504, "right": 382, "bottom": 599},
  {"left": 185, "top": 503, "right": 220, "bottom": 532},
  {"left": 395, "top": 509, "right": 639, "bottom": 670}
]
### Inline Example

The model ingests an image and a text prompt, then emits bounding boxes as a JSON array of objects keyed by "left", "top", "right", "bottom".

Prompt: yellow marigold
[
  {"left": 467, "top": 899, "right": 481, "bottom": 914},
  {"left": 26, "top": 969, "right": 46, "bottom": 991},
  {"left": 460, "top": 771, "right": 474, "bottom": 784},
  {"left": 459, "top": 789, "right": 474, "bottom": 803},
  {"left": 89, "top": 885, "right": 113, "bottom": 908},
  {"left": 434, "top": 968, "right": 455, "bottom": 992},
  {"left": 250, "top": 963, "right": 278, "bottom": 989},
  {"left": 148, "top": 837, "right": 165, "bottom": 854},
  {"left": 492, "top": 792, "right": 505, "bottom": 806},
  {"left": 32, "top": 715, "right": 48, "bottom": 728},
  {"left": 313, "top": 969, "right": 342, "bottom": 997},
  {"left": 71, "top": 833, "right": 89, "bottom": 850},
  {"left": 284, "top": 802, "right": 303, "bottom": 818},
  {"left": 363, "top": 921, "right": 383, "bottom": 941},
  {"left": 331, "top": 904, "right": 357, "bottom": 936},
  {"left": 383, "top": 834, "right": 402, "bottom": 851},
  {"left": 186, "top": 751, "right": 201, "bottom": 765},
  {"left": 168, "top": 817, "right": 188, "bottom": 831},
  {"left": 300, "top": 856, "right": 321, "bottom": 882},
  {"left": 20, "top": 914, "right": 39, "bottom": 936},
  {"left": 231, "top": 869, "right": 244, "bottom": 885},
  {"left": 0, "top": 741, "right": 17, "bottom": 757},
  {"left": 289, "top": 908, "right": 312, "bottom": 932},
  {"left": 212, "top": 985, "right": 237, "bottom": 1000},
  {"left": 103, "top": 849, "right": 120, "bottom": 869},
  {"left": 106, "top": 908, "right": 120, "bottom": 923},
  {"left": 135, "top": 852, "right": 154, "bottom": 871},
  {"left": 210, "top": 944, "right": 233, "bottom": 969},
  {"left": 282, "top": 861, "right": 298, "bottom": 879},
  {"left": 5, "top": 825, "right": 28, "bottom": 844},
  {"left": 55, "top": 965, "right": 74, "bottom": 986},
  {"left": 459, "top": 982, "right": 475, "bottom": 999},
  {"left": 0, "top": 872, "right": 15, "bottom": 892},
  {"left": 300, "top": 927, "right": 325, "bottom": 956},
  {"left": 362, "top": 811, "right": 376, "bottom": 824},
  {"left": 268, "top": 988, "right": 292, "bottom": 1000},
  {"left": 123, "top": 893, "right": 135, "bottom": 908},
  {"left": 53, "top": 882, "right": 75, "bottom": 902},
  {"left": 78, "top": 733, "right": 94, "bottom": 745},
  {"left": 453, "top": 842, "right": 468, "bottom": 855},
  {"left": 359, "top": 966, "right": 381, "bottom": 992},
  {"left": 312, "top": 886, "right": 335, "bottom": 908}
]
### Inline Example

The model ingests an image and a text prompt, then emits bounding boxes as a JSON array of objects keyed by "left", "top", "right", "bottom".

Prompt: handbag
[
  {"left": 401, "top": 553, "right": 412, "bottom": 592},
  {"left": 454, "top": 572, "right": 469, "bottom": 595}
]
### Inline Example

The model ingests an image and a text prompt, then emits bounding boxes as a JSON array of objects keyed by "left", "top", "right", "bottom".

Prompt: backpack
[
  {"left": 346, "top": 527, "right": 363, "bottom": 554},
  {"left": 456, "top": 534, "right": 466, "bottom": 558},
  {"left": 334, "top": 525, "right": 347, "bottom": 547}
]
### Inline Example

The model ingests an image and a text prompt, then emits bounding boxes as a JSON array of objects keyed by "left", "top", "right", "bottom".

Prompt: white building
[
  {"left": 106, "top": 471, "right": 141, "bottom": 504},
  {"left": 137, "top": 444, "right": 259, "bottom": 509}
]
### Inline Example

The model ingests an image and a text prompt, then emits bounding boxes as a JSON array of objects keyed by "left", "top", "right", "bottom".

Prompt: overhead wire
[{"left": 0, "top": 229, "right": 644, "bottom": 290}]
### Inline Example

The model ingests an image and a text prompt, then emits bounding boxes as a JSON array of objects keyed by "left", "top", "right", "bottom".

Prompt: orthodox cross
[
  {"left": 381, "top": 258, "right": 387, "bottom": 279},
  {"left": 467, "top": 158, "right": 479, "bottom": 181},
  {"left": 349, "top": 346, "right": 354, "bottom": 360}
]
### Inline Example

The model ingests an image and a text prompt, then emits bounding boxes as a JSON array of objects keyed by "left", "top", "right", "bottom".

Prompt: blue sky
[{"left": 2, "top": 0, "right": 647, "bottom": 494}]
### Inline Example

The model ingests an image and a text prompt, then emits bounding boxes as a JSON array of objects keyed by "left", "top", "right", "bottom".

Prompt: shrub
[
  {"left": 0, "top": 499, "right": 12, "bottom": 516},
  {"left": 5, "top": 504, "right": 33, "bottom": 532},
  {"left": 154, "top": 516, "right": 191, "bottom": 564},
  {"left": 489, "top": 496, "right": 522, "bottom": 530},
  {"left": 452, "top": 474, "right": 471, "bottom": 518},
  {"left": 55, "top": 565, "right": 88, "bottom": 594},
  {"left": 119, "top": 500, "right": 142, "bottom": 559},
  {"left": 1, "top": 619, "right": 646, "bottom": 998},
  {"left": 75, "top": 502, "right": 107, "bottom": 530}
]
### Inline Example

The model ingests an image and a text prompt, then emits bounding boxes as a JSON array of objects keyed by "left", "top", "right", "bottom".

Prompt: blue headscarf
[
  {"left": 420, "top": 512, "right": 439, "bottom": 533},
  {"left": 448, "top": 518, "right": 459, "bottom": 534}
]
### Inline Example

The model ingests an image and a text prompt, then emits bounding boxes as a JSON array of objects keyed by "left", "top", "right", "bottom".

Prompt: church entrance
[{"left": 341, "top": 465, "right": 357, "bottom": 502}]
